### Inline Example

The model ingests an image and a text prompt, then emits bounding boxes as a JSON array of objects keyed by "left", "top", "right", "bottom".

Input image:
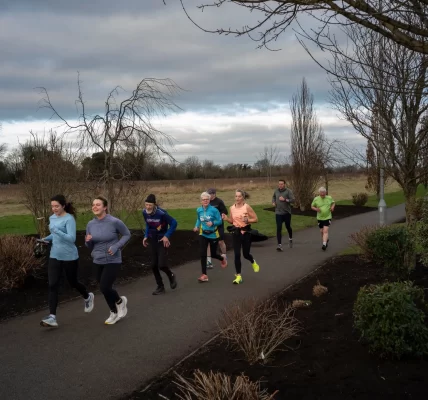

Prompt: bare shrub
[
  {"left": 173, "top": 370, "right": 278, "bottom": 400},
  {"left": 292, "top": 299, "right": 312, "bottom": 309},
  {"left": 0, "top": 235, "right": 43, "bottom": 291},
  {"left": 349, "top": 225, "right": 379, "bottom": 261},
  {"left": 217, "top": 297, "right": 301, "bottom": 364},
  {"left": 313, "top": 280, "right": 328, "bottom": 297},
  {"left": 351, "top": 192, "right": 369, "bottom": 206}
]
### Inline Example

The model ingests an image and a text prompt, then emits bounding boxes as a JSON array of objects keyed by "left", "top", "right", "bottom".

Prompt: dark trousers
[
  {"left": 276, "top": 213, "right": 292, "bottom": 244},
  {"left": 96, "top": 263, "right": 121, "bottom": 312},
  {"left": 48, "top": 258, "right": 89, "bottom": 315},
  {"left": 150, "top": 240, "right": 173, "bottom": 287},
  {"left": 232, "top": 232, "right": 254, "bottom": 274},
  {"left": 199, "top": 235, "right": 224, "bottom": 275}
]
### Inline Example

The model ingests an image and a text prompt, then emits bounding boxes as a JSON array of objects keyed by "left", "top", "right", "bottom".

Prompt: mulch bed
[
  {"left": 263, "top": 204, "right": 377, "bottom": 219},
  {"left": 125, "top": 254, "right": 428, "bottom": 400}
]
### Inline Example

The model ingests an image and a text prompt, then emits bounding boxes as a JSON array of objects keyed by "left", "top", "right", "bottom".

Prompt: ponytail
[{"left": 64, "top": 202, "right": 76, "bottom": 218}]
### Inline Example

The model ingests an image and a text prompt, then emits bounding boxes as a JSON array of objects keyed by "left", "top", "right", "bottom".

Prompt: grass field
[{"left": 1, "top": 180, "right": 425, "bottom": 236}]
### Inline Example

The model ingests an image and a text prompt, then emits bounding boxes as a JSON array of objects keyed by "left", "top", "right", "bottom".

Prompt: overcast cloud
[{"left": 0, "top": 0, "right": 360, "bottom": 164}]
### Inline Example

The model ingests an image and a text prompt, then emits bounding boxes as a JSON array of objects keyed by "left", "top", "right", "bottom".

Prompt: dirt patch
[
  {"left": 264, "top": 204, "right": 377, "bottom": 219},
  {"left": 126, "top": 255, "right": 428, "bottom": 400},
  {"left": 0, "top": 230, "right": 233, "bottom": 321}
]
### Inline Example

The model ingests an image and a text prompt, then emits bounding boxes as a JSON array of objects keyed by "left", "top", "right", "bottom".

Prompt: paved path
[{"left": 0, "top": 205, "right": 405, "bottom": 400}]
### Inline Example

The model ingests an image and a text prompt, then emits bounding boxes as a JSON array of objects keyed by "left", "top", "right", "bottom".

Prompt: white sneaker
[
  {"left": 84, "top": 292, "right": 95, "bottom": 313},
  {"left": 105, "top": 311, "right": 119, "bottom": 325},
  {"left": 116, "top": 296, "right": 128, "bottom": 319}
]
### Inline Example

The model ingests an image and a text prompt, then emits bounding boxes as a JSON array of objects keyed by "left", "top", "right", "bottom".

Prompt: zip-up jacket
[
  {"left": 194, "top": 204, "right": 222, "bottom": 239},
  {"left": 272, "top": 188, "right": 295, "bottom": 215},
  {"left": 143, "top": 207, "right": 177, "bottom": 240}
]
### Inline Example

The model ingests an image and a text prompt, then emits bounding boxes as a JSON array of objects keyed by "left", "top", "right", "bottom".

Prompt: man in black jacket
[{"left": 206, "top": 188, "right": 228, "bottom": 268}]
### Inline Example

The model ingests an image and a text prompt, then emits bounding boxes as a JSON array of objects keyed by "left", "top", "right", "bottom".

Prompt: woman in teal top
[{"left": 40, "top": 195, "right": 94, "bottom": 328}]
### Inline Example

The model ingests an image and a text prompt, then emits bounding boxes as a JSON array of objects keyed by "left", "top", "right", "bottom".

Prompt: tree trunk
[{"left": 403, "top": 182, "right": 418, "bottom": 273}]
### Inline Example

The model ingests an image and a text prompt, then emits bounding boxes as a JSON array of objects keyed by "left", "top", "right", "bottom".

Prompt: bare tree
[
  {"left": 179, "top": 0, "right": 428, "bottom": 54},
  {"left": 20, "top": 131, "right": 80, "bottom": 236},
  {"left": 327, "top": 20, "right": 428, "bottom": 224},
  {"left": 290, "top": 78, "right": 324, "bottom": 210},
  {"left": 256, "top": 145, "right": 280, "bottom": 182},
  {"left": 38, "top": 75, "right": 182, "bottom": 215}
]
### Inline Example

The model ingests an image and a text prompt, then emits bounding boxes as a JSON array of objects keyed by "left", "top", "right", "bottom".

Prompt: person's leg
[
  {"left": 284, "top": 213, "right": 293, "bottom": 247},
  {"left": 151, "top": 239, "right": 164, "bottom": 289},
  {"left": 209, "top": 238, "right": 227, "bottom": 267},
  {"left": 218, "top": 224, "right": 227, "bottom": 255},
  {"left": 199, "top": 235, "right": 209, "bottom": 277},
  {"left": 242, "top": 232, "right": 260, "bottom": 272},
  {"left": 232, "top": 233, "right": 242, "bottom": 275},
  {"left": 98, "top": 263, "right": 121, "bottom": 312},
  {"left": 41, "top": 258, "right": 63, "bottom": 327},
  {"left": 158, "top": 242, "right": 177, "bottom": 289},
  {"left": 64, "top": 259, "right": 94, "bottom": 313},
  {"left": 275, "top": 214, "right": 283, "bottom": 249},
  {"left": 206, "top": 242, "right": 213, "bottom": 268}
]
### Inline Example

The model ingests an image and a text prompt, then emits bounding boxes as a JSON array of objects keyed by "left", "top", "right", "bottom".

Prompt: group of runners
[{"left": 38, "top": 181, "right": 335, "bottom": 328}]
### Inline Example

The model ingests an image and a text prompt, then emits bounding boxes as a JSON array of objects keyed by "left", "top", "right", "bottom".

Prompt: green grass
[
  {"left": 338, "top": 245, "right": 362, "bottom": 256},
  {"left": 1, "top": 186, "right": 426, "bottom": 236},
  {"left": 337, "top": 185, "right": 427, "bottom": 208}
]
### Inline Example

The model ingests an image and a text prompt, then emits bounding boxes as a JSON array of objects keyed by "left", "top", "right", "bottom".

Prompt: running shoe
[
  {"left": 276, "top": 244, "right": 283, "bottom": 252},
  {"left": 40, "top": 315, "right": 58, "bottom": 328},
  {"left": 220, "top": 257, "right": 228, "bottom": 269},
  {"left": 233, "top": 275, "right": 243, "bottom": 284},
  {"left": 152, "top": 286, "right": 165, "bottom": 295},
  {"left": 289, "top": 239, "right": 293, "bottom": 248},
  {"left": 322, "top": 244, "right": 327, "bottom": 251},
  {"left": 105, "top": 312, "right": 119, "bottom": 325},
  {"left": 116, "top": 296, "right": 128, "bottom": 319},
  {"left": 169, "top": 273, "right": 177, "bottom": 289},
  {"left": 252, "top": 260, "right": 260, "bottom": 272},
  {"left": 206, "top": 261, "right": 214, "bottom": 269},
  {"left": 198, "top": 274, "right": 209, "bottom": 282},
  {"left": 84, "top": 292, "right": 95, "bottom": 313}
]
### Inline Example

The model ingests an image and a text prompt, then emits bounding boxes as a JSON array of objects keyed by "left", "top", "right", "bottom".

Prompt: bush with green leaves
[
  {"left": 365, "top": 225, "right": 414, "bottom": 279},
  {"left": 351, "top": 192, "right": 369, "bottom": 206},
  {"left": 354, "top": 281, "right": 428, "bottom": 359}
]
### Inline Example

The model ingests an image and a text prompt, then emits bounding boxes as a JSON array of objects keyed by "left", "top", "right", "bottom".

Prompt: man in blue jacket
[
  {"left": 142, "top": 194, "right": 178, "bottom": 295},
  {"left": 193, "top": 191, "right": 227, "bottom": 282}
]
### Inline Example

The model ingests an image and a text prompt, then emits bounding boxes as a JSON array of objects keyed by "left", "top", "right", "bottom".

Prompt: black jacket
[{"left": 210, "top": 197, "right": 228, "bottom": 216}]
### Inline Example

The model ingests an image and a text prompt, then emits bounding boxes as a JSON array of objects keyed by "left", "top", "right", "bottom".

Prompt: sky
[{"left": 0, "top": 0, "right": 362, "bottom": 165}]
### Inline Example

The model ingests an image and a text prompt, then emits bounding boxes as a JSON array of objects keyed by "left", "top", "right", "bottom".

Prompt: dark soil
[
  {"left": 264, "top": 204, "right": 377, "bottom": 219},
  {"left": 0, "top": 230, "right": 233, "bottom": 321},
  {"left": 125, "top": 255, "right": 428, "bottom": 400}
]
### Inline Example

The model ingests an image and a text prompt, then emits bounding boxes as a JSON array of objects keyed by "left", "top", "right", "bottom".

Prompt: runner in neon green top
[{"left": 311, "top": 187, "right": 335, "bottom": 251}]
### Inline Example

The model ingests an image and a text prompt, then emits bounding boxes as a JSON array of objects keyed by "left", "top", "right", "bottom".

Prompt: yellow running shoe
[
  {"left": 233, "top": 274, "right": 243, "bottom": 284},
  {"left": 252, "top": 260, "right": 260, "bottom": 272}
]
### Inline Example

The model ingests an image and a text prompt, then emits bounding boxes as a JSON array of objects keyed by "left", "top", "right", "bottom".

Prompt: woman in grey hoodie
[{"left": 85, "top": 196, "right": 131, "bottom": 325}]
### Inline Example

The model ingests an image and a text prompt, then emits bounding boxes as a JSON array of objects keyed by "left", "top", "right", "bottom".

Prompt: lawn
[{"left": 1, "top": 186, "right": 425, "bottom": 236}]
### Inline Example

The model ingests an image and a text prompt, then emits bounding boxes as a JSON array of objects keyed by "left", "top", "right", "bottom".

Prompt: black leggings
[
  {"left": 199, "top": 235, "right": 224, "bottom": 274},
  {"left": 96, "top": 263, "right": 121, "bottom": 313},
  {"left": 276, "top": 213, "right": 292, "bottom": 244},
  {"left": 48, "top": 258, "right": 89, "bottom": 315},
  {"left": 232, "top": 232, "right": 254, "bottom": 274},
  {"left": 150, "top": 240, "right": 173, "bottom": 287}
]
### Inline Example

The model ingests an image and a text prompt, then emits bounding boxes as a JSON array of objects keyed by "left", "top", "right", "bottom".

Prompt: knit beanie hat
[{"left": 145, "top": 194, "right": 156, "bottom": 204}]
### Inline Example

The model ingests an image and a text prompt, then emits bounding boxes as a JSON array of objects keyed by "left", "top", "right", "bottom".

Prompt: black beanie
[{"left": 145, "top": 194, "right": 156, "bottom": 204}]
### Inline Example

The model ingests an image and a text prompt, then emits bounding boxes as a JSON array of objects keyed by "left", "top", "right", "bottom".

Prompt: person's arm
[
  {"left": 311, "top": 198, "right": 320, "bottom": 212},
  {"left": 246, "top": 205, "right": 258, "bottom": 224},
  {"left": 194, "top": 209, "right": 201, "bottom": 231},
  {"left": 222, "top": 207, "right": 233, "bottom": 224},
  {"left": 287, "top": 189, "right": 295, "bottom": 204},
  {"left": 85, "top": 224, "right": 94, "bottom": 250},
  {"left": 164, "top": 213, "right": 177, "bottom": 238},
  {"left": 43, "top": 234, "right": 53, "bottom": 241},
  {"left": 110, "top": 219, "right": 131, "bottom": 254},
  {"left": 272, "top": 191, "right": 276, "bottom": 205},
  {"left": 330, "top": 197, "right": 336, "bottom": 212},
  {"left": 212, "top": 208, "right": 222, "bottom": 227},
  {"left": 142, "top": 211, "right": 149, "bottom": 239},
  {"left": 51, "top": 216, "right": 76, "bottom": 243},
  {"left": 218, "top": 200, "right": 228, "bottom": 216}
]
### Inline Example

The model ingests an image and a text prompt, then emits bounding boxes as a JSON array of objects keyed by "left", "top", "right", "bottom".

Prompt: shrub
[
  {"left": 349, "top": 225, "right": 378, "bottom": 260},
  {"left": 0, "top": 235, "right": 43, "bottom": 291},
  {"left": 365, "top": 225, "right": 414, "bottom": 279},
  {"left": 352, "top": 192, "right": 369, "bottom": 206},
  {"left": 312, "top": 280, "right": 328, "bottom": 297},
  {"left": 173, "top": 370, "right": 278, "bottom": 400},
  {"left": 354, "top": 281, "right": 428, "bottom": 359},
  {"left": 292, "top": 299, "right": 312, "bottom": 308},
  {"left": 218, "top": 297, "right": 301, "bottom": 364},
  {"left": 413, "top": 197, "right": 428, "bottom": 221},
  {"left": 417, "top": 198, "right": 428, "bottom": 266}
]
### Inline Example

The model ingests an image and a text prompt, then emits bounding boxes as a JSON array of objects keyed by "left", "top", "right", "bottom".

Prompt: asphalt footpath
[{"left": 0, "top": 204, "right": 405, "bottom": 400}]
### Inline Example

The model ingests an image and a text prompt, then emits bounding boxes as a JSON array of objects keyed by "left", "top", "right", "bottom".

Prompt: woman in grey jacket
[{"left": 85, "top": 196, "right": 131, "bottom": 325}]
